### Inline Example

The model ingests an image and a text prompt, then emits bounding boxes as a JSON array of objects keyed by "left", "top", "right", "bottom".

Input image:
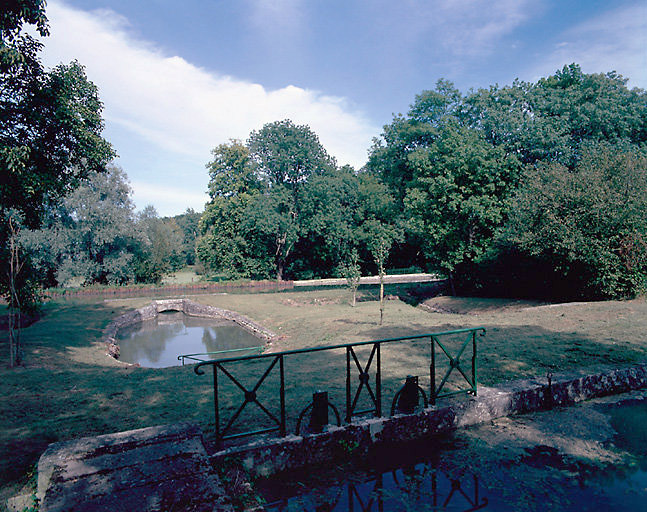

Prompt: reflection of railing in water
[
  {"left": 177, "top": 346, "right": 264, "bottom": 365},
  {"left": 193, "top": 327, "right": 485, "bottom": 447},
  {"left": 263, "top": 463, "right": 489, "bottom": 512}
]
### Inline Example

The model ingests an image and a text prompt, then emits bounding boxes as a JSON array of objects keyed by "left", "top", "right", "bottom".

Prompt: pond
[
  {"left": 257, "top": 391, "right": 647, "bottom": 511},
  {"left": 115, "top": 311, "right": 263, "bottom": 368}
]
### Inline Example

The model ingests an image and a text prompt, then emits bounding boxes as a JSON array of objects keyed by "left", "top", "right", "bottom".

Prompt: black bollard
[
  {"left": 396, "top": 375, "right": 420, "bottom": 414},
  {"left": 309, "top": 391, "right": 330, "bottom": 433}
]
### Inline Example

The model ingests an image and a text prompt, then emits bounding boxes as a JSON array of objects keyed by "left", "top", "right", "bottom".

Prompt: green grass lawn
[
  {"left": 160, "top": 266, "right": 202, "bottom": 285},
  {"left": 1, "top": 288, "right": 646, "bottom": 504}
]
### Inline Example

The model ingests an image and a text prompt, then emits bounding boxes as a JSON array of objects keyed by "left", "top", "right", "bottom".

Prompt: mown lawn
[{"left": 1, "top": 288, "right": 646, "bottom": 504}]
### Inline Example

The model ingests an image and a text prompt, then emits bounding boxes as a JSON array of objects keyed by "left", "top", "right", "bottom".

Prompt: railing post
[
  {"left": 430, "top": 336, "right": 436, "bottom": 406},
  {"left": 213, "top": 364, "right": 221, "bottom": 448},
  {"left": 472, "top": 331, "right": 478, "bottom": 396},
  {"left": 376, "top": 343, "right": 382, "bottom": 417},
  {"left": 279, "top": 355, "right": 286, "bottom": 436},
  {"left": 346, "top": 347, "right": 351, "bottom": 423}
]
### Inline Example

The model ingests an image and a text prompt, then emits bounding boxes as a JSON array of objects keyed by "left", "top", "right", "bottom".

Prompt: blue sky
[{"left": 38, "top": 0, "right": 647, "bottom": 216}]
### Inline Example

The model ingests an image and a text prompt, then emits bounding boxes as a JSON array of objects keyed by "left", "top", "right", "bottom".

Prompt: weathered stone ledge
[
  {"left": 104, "top": 298, "right": 276, "bottom": 361},
  {"left": 210, "top": 362, "right": 647, "bottom": 477},
  {"left": 36, "top": 423, "right": 234, "bottom": 512}
]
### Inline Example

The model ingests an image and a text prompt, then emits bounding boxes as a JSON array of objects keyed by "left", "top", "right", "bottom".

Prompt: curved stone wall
[{"left": 104, "top": 298, "right": 275, "bottom": 361}]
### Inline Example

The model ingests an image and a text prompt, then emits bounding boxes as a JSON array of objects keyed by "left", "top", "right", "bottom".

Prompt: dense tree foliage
[
  {"left": 173, "top": 208, "right": 202, "bottom": 266},
  {"left": 24, "top": 167, "right": 187, "bottom": 287},
  {"left": 24, "top": 166, "right": 141, "bottom": 286},
  {"left": 366, "top": 65, "right": 647, "bottom": 299},
  {"left": 197, "top": 126, "right": 397, "bottom": 281},
  {"left": 135, "top": 206, "right": 185, "bottom": 283},
  {"left": 494, "top": 144, "right": 647, "bottom": 299}
]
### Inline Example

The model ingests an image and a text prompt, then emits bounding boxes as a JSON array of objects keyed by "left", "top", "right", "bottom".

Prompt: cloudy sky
[{"left": 37, "top": 0, "right": 647, "bottom": 216}]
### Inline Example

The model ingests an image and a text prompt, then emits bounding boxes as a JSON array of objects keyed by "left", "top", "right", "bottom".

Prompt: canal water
[
  {"left": 258, "top": 392, "right": 647, "bottom": 511},
  {"left": 116, "top": 311, "right": 262, "bottom": 367}
]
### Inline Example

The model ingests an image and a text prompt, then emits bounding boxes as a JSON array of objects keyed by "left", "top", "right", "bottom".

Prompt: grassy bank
[{"left": 1, "top": 288, "right": 646, "bottom": 504}]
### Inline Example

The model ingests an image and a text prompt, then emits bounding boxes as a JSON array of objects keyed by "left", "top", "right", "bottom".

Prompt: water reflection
[
  {"left": 260, "top": 396, "right": 647, "bottom": 512},
  {"left": 116, "top": 312, "right": 262, "bottom": 368},
  {"left": 263, "top": 462, "right": 488, "bottom": 512}
]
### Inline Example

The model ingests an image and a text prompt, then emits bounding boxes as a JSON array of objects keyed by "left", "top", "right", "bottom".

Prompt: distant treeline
[
  {"left": 6, "top": 61, "right": 647, "bottom": 305},
  {"left": 196, "top": 65, "right": 647, "bottom": 301},
  {"left": 22, "top": 166, "right": 202, "bottom": 288}
]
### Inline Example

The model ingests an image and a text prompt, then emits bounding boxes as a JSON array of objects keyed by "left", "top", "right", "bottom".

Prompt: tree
[
  {"left": 248, "top": 119, "right": 336, "bottom": 192},
  {"left": 244, "top": 184, "right": 299, "bottom": 281},
  {"left": 498, "top": 143, "right": 647, "bottom": 299},
  {"left": 1, "top": 1, "right": 113, "bottom": 365},
  {"left": 338, "top": 248, "right": 361, "bottom": 307},
  {"left": 173, "top": 208, "right": 202, "bottom": 266},
  {"left": 1, "top": 56, "right": 114, "bottom": 229},
  {"left": 464, "top": 64, "right": 647, "bottom": 168},
  {"left": 293, "top": 166, "right": 362, "bottom": 278},
  {"left": 196, "top": 140, "right": 270, "bottom": 278},
  {"left": 247, "top": 120, "right": 336, "bottom": 280},
  {"left": 368, "top": 81, "right": 521, "bottom": 285},
  {"left": 136, "top": 206, "right": 184, "bottom": 283},
  {"left": 361, "top": 220, "right": 400, "bottom": 325},
  {"left": 24, "top": 165, "right": 142, "bottom": 286},
  {"left": 403, "top": 123, "right": 521, "bottom": 287}
]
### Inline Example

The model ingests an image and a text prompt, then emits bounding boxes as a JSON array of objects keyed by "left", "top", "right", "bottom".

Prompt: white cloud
[
  {"left": 41, "top": 1, "right": 377, "bottom": 171},
  {"left": 431, "top": 0, "right": 536, "bottom": 56},
  {"left": 363, "top": 0, "right": 538, "bottom": 58},
  {"left": 527, "top": 3, "right": 647, "bottom": 88}
]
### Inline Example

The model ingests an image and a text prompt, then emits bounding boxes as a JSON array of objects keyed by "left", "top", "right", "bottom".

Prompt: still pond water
[
  {"left": 116, "top": 311, "right": 262, "bottom": 367},
  {"left": 259, "top": 394, "right": 647, "bottom": 511}
]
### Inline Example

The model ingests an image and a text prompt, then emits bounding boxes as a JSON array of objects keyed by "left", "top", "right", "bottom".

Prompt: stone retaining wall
[
  {"left": 211, "top": 363, "right": 647, "bottom": 477},
  {"left": 104, "top": 298, "right": 276, "bottom": 361}
]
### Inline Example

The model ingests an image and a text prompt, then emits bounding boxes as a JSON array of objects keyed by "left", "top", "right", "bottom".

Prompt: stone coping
[
  {"left": 103, "top": 298, "right": 276, "bottom": 362},
  {"left": 36, "top": 423, "right": 234, "bottom": 512}
]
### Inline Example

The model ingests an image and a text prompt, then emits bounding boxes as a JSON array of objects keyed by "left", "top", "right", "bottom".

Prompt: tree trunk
[
  {"left": 276, "top": 258, "right": 284, "bottom": 282},
  {"left": 379, "top": 264, "right": 385, "bottom": 325},
  {"left": 449, "top": 271, "right": 456, "bottom": 296},
  {"left": 7, "top": 217, "right": 23, "bottom": 367}
]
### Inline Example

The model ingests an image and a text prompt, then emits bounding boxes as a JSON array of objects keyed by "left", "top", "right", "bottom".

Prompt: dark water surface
[
  {"left": 258, "top": 394, "right": 647, "bottom": 511},
  {"left": 116, "top": 312, "right": 262, "bottom": 367}
]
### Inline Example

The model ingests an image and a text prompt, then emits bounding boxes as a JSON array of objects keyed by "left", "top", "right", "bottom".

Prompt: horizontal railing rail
[
  {"left": 178, "top": 346, "right": 264, "bottom": 365},
  {"left": 194, "top": 327, "right": 485, "bottom": 447}
]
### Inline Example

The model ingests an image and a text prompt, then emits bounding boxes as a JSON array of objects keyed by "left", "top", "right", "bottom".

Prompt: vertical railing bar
[
  {"left": 430, "top": 335, "right": 436, "bottom": 406},
  {"left": 213, "top": 364, "right": 220, "bottom": 448},
  {"left": 432, "top": 470, "right": 438, "bottom": 507},
  {"left": 279, "top": 355, "right": 286, "bottom": 437},
  {"left": 346, "top": 346, "right": 351, "bottom": 423},
  {"left": 376, "top": 342, "right": 382, "bottom": 417},
  {"left": 472, "top": 331, "right": 478, "bottom": 396}
]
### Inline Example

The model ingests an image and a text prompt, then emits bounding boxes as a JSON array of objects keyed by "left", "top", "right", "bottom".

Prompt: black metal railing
[
  {"left": 177, "top": 346, "right": 264, "bottom": 365},
  {"left": 194, "top": 327, "right": 485, "bottom": 447}
]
